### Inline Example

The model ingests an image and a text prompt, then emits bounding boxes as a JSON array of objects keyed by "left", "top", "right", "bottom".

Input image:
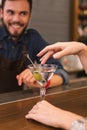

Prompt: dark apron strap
[{"left": 0, "top": 44, "right": 28, "bottom": 93}]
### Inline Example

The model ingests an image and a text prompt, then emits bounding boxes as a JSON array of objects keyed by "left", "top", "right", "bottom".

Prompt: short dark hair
[{"left": 2, "top": 0, "right": 32, "bottom": 11}]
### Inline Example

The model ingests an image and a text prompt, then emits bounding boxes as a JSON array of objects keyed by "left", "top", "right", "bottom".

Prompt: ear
[
  {"left": 28, "top": 12, "right": 32, "bottom": 23},
  {"left": 0, "top": 8, "right": 3, "bottom": 19},
  {"left": 29, "top": 12, "right": 32, "bottom": 18}
]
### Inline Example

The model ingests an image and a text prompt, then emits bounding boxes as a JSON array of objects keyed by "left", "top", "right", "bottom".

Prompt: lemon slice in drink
[{"left": 33, "top": 71, "right": 42, "bottom": 81}]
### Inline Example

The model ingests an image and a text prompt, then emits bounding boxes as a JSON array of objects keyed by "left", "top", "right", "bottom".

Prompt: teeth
[{"left": 12, "top": 25, "right": 21, "bottom": 29}]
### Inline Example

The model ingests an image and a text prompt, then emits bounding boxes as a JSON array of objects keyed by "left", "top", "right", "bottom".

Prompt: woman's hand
[
  {"left": 37, "top": 42, "right": 86, "bottom": 64},
  {"left": 25, "top": 100, "right": 83, "bottom": 129}
]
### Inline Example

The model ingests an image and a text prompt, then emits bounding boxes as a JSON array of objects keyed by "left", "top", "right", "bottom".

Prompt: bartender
[{"left": 0, "top": 0, "right": 69, "bottom": 93}]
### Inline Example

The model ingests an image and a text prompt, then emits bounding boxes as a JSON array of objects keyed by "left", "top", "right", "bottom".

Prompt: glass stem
[{"left": 40, "top": 86, "right": 46, "bottom": 100}]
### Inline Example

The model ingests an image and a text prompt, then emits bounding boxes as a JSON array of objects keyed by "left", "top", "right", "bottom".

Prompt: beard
[{"left": 3, "top": 21, "right": 27, "bottom": 40}]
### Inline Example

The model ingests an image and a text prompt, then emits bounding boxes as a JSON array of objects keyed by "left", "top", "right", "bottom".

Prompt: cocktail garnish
[{"left": 33, "top": 71, "right": 42, "bottom": 81}]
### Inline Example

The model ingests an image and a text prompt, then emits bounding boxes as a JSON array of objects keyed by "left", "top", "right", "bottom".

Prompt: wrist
[
  {"left": 71, "top": 117, "right": 87, "bottom": 130},
  {"left": 60, "top": 110, "right": 84, "bottom": 130}
]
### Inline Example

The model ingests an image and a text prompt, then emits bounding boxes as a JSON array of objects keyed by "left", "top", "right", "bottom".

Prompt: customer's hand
[
  {"left": 37, "top": 42, "right": 86, "bottom": 64},
  {"left": 25, "top": 100, "right": 83, "bottom": 129}
]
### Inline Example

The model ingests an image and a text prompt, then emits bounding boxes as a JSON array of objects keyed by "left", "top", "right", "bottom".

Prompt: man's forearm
[{"left": 50, "top": 74, "right": 63, "bottom": 87}]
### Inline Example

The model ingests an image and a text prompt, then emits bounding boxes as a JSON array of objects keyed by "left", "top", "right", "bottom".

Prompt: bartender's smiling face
[{"left": 1, "top": 0, "right": 31, "bottom": 39}]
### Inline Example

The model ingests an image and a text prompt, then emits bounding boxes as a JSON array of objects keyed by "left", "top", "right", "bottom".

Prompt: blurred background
[{"left": 29, "top": 0, "right": 70, "bottom": 43}]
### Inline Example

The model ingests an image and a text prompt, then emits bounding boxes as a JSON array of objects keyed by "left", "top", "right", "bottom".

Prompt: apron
[{"left": 0, "top": 45, "right": 27, "bottom": 93}]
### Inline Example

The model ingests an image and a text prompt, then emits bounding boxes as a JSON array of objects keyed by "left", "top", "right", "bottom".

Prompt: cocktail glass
[{"left": 28, "top": 64, "right": 57, "bottom": 100}]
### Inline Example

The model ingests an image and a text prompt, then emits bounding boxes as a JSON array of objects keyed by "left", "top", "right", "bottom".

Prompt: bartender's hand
[{"left": 16, "top": 69, "right": 40, "bottom": 87}]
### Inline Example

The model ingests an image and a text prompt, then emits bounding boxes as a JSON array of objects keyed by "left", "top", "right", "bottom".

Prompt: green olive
[{"left": 33, "top": 71, "right": 42, "bottom": 81}]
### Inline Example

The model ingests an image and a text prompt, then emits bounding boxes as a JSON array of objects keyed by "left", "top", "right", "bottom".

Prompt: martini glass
[{"left": 28, "top": 64, "right": 57, "bottom": 100}]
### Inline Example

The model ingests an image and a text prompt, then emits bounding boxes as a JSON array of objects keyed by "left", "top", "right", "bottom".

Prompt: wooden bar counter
[{"left": 0, "top": 85, "right": 87, "bottom": 130}]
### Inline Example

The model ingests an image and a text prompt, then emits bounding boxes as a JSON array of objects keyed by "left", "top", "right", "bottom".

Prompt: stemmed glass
[{"left": 28, "top": 64, "right": 57, "bottom": 100}]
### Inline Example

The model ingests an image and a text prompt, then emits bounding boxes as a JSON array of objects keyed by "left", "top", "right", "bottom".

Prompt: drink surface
[{"left": 28, "top": 64, "right": 57, "bottom": 82}]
